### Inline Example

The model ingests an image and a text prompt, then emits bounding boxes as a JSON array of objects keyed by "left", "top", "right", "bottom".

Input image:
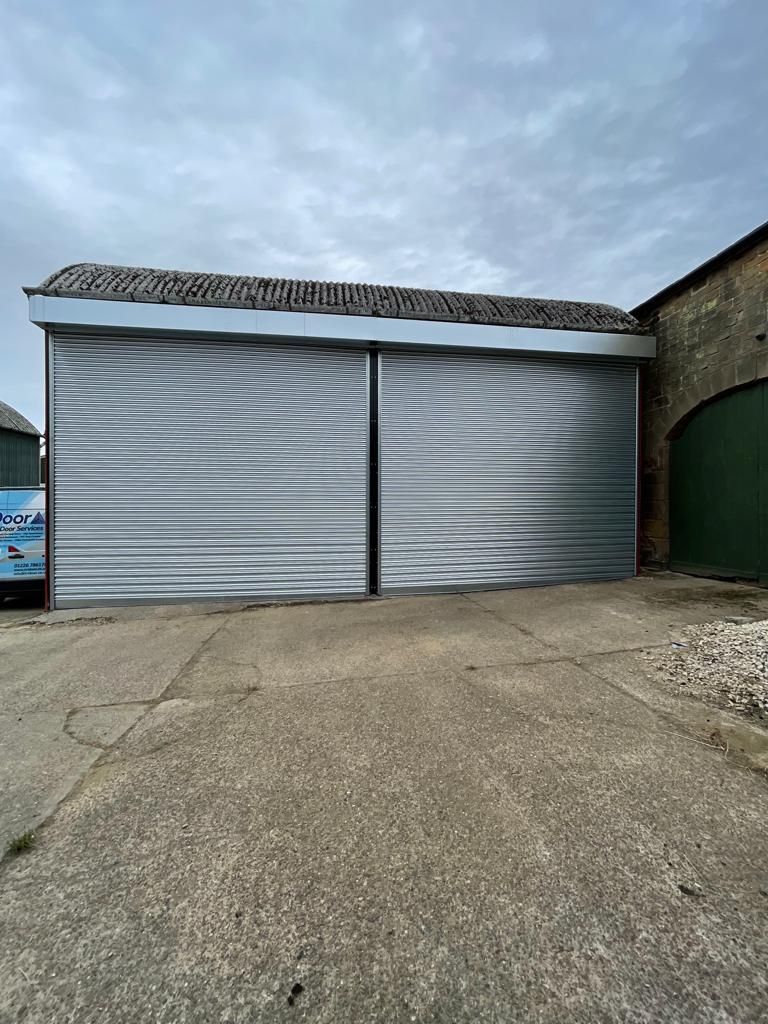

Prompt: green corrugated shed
[{"left": 0, "top": 401, "right": 41, "bottom": 487}]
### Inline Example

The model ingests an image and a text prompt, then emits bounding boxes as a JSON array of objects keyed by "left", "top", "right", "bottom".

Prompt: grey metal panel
[
  {"left": 379, "top": 351, "right": 637, "bottom": 592},
  {"left": 31, "top": 296, "right": 656, "bottom": 360},
  {"left": 51, "top": 332, "right": 368, "bottom": 607},
  {"left": 0, "top": 430, "right": 40, "bottom": 487}
]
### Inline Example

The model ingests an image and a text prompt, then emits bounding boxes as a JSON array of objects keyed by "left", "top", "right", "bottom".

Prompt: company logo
[
  {"left": 1, "top": 513, "right": 32, "bottom": 526},
  {"left": 0, "top": 510, "right": 44, "bottom": 526}
]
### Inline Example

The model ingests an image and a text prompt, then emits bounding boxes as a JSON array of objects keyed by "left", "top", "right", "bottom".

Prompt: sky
[{"left": 1, "top": 0, "right": 766, "bottom": 430}]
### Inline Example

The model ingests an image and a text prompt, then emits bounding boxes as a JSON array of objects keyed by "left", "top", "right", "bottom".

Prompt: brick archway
[
  {"left": 666, "top": 367, "right": 768, "bottom": 443},
  {"left": 641, "top": 362, "right": 768, "bottom": 568},
  {"left": 635, "top": 223, "right": 768, "bottom": 571}
]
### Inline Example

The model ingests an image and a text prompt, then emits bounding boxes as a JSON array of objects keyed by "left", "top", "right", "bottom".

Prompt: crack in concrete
[
  {"left": 0, "top": 615, "right": 236, "bottom": 869},
  {"left": 4, "top": 593, "right": 381, "bottom": 632},
  {"left": 575, "top": 655, "right": 768, "bottom": 780},
  {"left": 446, "top": 641, "right": 676, "bottom": 672},
  {"left": 459, "top": 592, "right": 560, "bottom": 650},
  {"left": 164, "top": 619, "right": 232, "bottom": 690},
  {"left": 61, "top": 710, "right": 110, "bottom": 752},
  {"left": 6, "top": 604, "right": 766, "bottom": 872},
  {"left": 83, "top": 617, "right": 235, "bottom": 761},
  {"left": 11, "top": 640, "right": 688, "bottom": 717}
]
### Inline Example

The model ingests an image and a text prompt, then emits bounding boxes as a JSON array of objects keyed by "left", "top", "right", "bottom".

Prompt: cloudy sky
[{"left": 1, "top": 0, "right": 766, "bottom": 428}]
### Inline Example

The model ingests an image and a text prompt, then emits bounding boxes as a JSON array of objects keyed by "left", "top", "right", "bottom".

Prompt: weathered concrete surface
[
  {"left": 0, "top": 711, "right": 98, "bottom": 850},
  {"left": 0, "top": 704, "right": 148, "bottom": 847},
  {"left": 1, "top": 574, "right": 768, "bottom": 1023},
  {"left": 468, "top": 574, "right": 768, "bottom": 656},
  {"left": 584, "top": 647, "right": 768, "bottom": 774},
  {"left": 169, "top": 594, "right": 551, "bottom": 698},
  {"left": 0, "top": 615, "right": 225, "bottom": 714},
  {"left": 0, "top": 704, "right": 148, "bottom": 849},
  {"left": 66, "top": 704, "right": 148, "bottom": 749},
  {"left": 0, "top": 612, "right": 226, "bottom": 849}
]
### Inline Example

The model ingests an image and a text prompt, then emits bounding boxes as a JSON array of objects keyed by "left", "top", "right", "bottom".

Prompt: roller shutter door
[
  {"left": 379, "top": 351, "right": 637, "bottom": 592},
  {"left": 51, "top": 334, "right": 368, "bottom": 606}
]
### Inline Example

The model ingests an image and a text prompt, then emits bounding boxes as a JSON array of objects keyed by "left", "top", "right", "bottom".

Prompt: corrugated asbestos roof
[
  {"left": 0, "top": 400, "right": 40, "bottom": 436},
  {"left": 26, "top": 263, "right": 641, "bottom": 334}
]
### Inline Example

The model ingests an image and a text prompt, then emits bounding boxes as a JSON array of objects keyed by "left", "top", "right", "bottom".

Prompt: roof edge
[
  {"left": 25, "top": 288, "right": 645, "bottom": 336},
  {"left": 24, "top": 262, "right": 643, "bottom": 336},
  {"left": 631, "top": 219, "right": 768, "bottom": 320},
  {"left": 0, "top": 400, "right": 41, "bottom": 437}
]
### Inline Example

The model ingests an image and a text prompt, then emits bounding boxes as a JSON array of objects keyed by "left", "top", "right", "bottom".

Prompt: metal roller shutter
[
  {"left": 379, "top": 350, "right": 637, "bottom": 592},
  {"left": 51, "top": 333, "right": 369, "bottom": 606}
]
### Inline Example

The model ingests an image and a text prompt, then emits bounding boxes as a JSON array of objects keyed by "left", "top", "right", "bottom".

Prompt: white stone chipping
[{"left": 655, "top": 619, "right": 768, "bottom": 720}]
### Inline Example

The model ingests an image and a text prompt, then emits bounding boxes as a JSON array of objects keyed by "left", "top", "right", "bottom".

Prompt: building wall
[
  {"left": 0, "top": 429, "right": 40, "bottom": 487},
  {"left": 638, "top": 236, "right": 768, "bottom": 567}
]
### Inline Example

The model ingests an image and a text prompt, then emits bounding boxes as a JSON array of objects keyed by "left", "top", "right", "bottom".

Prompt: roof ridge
[{"left": 24, "top": 263, "right": 642, "bottom": 335}]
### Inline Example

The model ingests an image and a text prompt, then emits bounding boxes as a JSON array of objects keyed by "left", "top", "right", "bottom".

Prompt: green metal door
[{"left": 670, "top": 381, "right": 767, "bottom": 583}]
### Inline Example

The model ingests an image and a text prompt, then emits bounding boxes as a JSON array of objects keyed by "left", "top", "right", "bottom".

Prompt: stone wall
[{"left": 638, "top": 235, "right": 768, "bottom": 567}]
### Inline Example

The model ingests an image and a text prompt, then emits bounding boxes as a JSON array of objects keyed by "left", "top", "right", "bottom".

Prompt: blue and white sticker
[{"left": 0, "top": 489, "right": 45, "bottom": 582}]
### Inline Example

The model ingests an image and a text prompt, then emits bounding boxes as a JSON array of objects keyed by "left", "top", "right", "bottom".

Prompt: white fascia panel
[{"left": 29, "top": 295, "right": 656, "bottom": 359}]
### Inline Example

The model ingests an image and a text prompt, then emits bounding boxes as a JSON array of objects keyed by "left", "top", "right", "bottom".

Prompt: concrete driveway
[{"left": 1, "top": 575, "right": 768, "bottom": 1023}]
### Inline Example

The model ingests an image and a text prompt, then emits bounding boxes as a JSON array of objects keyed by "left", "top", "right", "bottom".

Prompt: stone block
[
  {"left": 643, "top": 498, "right": 667, "bottom": 522},
  {"left": 641, "top": 477, "right": 667, "bottom": 502},
  {"left": 734, "top": 354, "right": 757, "bottom": 386},
  {"left": 643, "top": 518, "right": 668, "bottom": 541},
  {"left": 710, "top": 362, "right": 738, "bottom": 394}
]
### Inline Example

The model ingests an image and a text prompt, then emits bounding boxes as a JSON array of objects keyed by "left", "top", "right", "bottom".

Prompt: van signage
[{"left": 0, "top": 489, "right": 45, "bottom": 584}]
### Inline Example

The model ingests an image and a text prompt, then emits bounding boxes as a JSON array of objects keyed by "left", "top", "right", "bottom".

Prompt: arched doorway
[{"left": 670, "top": 380, "right": 767, "bottom": 583}]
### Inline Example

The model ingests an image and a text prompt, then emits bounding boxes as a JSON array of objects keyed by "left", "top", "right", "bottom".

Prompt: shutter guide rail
[{"left": 368, "top": 350, "right": 381, "bottom": 595}]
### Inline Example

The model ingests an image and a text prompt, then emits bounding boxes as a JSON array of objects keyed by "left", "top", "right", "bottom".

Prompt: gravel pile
[{"left": 656, "top": 618, "right": 768, "bottom": 720}]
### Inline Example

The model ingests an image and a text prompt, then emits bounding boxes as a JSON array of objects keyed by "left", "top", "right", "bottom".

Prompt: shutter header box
[{"left": 30, "top": 295, "right": 655, "bottom": 361}]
